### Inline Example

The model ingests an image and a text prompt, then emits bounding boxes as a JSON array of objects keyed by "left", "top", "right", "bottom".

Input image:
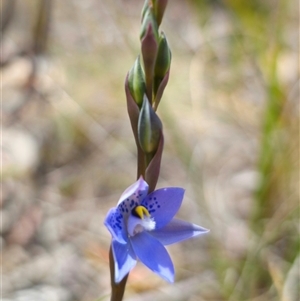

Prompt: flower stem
[{"left": 109, "top": 246, "right": 128, "bottom": 301}]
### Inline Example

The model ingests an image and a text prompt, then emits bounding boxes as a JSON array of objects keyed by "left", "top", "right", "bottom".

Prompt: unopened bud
[
  {"left": 138, "top": 95, "right": 162, "bottom": 154},
  {"left": 141, "top": 22, "right": 158, "bottom": 102},
  {"left": 154, "top": 32, "right": 171, "bottom": 96},
  {"left": 128, "top": 56, "right": 146, "bottom": 108},
  {"left": 141, "top": 0, "right": 150, "bottom": 21},
  {"left": 140, "top": 4, "right": 159, "bottom": 42}
]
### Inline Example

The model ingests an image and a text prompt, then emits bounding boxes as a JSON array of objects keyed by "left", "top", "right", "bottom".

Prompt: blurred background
[{"left": 1, "top": 0, "right": 299, "bottom": 300}]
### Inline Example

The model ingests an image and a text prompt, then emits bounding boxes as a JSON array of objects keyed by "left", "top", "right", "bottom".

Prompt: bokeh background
[{"left": 1, "top": 0, "right": 299, "bottom": 300}]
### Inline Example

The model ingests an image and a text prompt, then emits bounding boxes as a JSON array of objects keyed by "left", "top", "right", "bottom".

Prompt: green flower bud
[
  {"left": 138, "top": 95, "right": 162, "bottom": 154},
  {"left": 154, "top": 32, "right": 171, "bottom": 95},
  {"left": 141, "top": 0, "right": 150, "bottom": 21},
  {"left": 128, "top": 56, "right": 146, "bottom": 108},
  {"left": 141, "top": 22, "right": 158, "bottom": 103},
  {"left": 140, "top": 5, "right": 159, "bottom": 42}
]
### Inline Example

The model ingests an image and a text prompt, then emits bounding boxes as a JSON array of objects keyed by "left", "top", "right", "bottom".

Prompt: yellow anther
[{"left": 135, "top": 206, "right": 150, "bottom": 219}]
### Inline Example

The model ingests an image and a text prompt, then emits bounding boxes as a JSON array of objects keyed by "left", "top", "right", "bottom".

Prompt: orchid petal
[
  {"left": 130, "top": 232, "right": 174, "bottom": 282},
  {"left": 142, "top": 187, "right": 184, "bottom": 229},
  {"left": 112, "top": 239, "right": 137, "bottom": 283},
  {"left": 150, "top": 218, "right": 209, "bottom": 245},
  {"left": 117, "top": 176, "right": 149, "bottom": 205},
  {"left": 104, "top": 208, "right": 127, "bottom": 244},
  {"left": 117, "top": 177, "right": 149, "bottom": 217}
]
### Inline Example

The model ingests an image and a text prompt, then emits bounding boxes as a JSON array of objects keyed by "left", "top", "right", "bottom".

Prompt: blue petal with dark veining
[
  {"left": 117, "top": 177, "right": 149, "bottom": 218},
  {"left": 141, "top": 187, "right": 184, "bottom": 229},
  {"left": 104, "top": 207, "right": 127, "bottom": 244}
]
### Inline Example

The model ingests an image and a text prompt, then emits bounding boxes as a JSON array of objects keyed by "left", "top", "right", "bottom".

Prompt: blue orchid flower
[{"left": 104, "top": 177, "right": 209, "bottom": 283}]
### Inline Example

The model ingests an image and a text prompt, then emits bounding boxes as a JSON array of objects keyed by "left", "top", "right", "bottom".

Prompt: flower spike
[{"left": 109, "top": 1, "right": 209, "bottom": 300}]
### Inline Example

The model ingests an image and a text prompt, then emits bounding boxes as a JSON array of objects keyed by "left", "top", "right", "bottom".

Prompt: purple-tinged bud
[
  {"left": 138, "top": 95, "right": 162, "bottom": 154},
  {"left": 128, "top": 56, "right": 146, "bottom": 108},
  {"left": 140, "top": 5, "right": 158, "bottom": 42},
  {"left": 154, "top": 33, "right": 171, "bottom": 78},
  {"left": 141, "top": 22, "right": 158, "bottom": 103},
  {"left": 154, "top": 32, "right": 171, "bottom": 97}
]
